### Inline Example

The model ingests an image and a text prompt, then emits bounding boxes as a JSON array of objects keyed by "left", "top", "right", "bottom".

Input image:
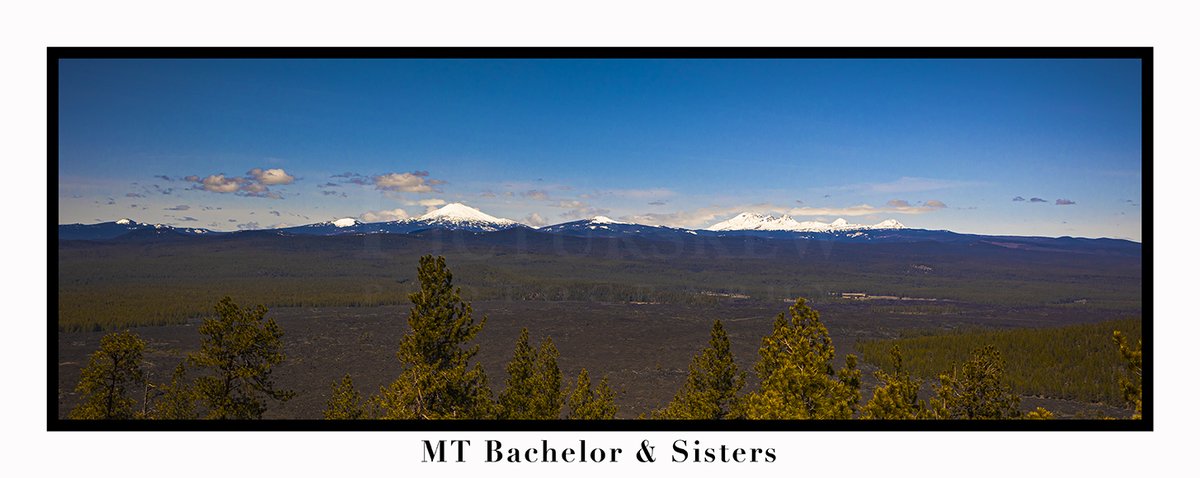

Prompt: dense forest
[{"left": 857, "top": 318, "right": 1142, "bottom": 405}]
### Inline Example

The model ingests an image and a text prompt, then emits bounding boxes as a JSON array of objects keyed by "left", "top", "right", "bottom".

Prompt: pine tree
[
  {"left": 1112, "top": 330, "right": 1142, "bottom": 419},
  {"left": 653, "top": 320, "right": 745, "bottom": 419},
  {"left": 566, "top": 368, "right": 618, "bottom": 419},
  {"left": 534, "top": 337, "right": 564, "bottom": 416},
  {"left": 861, "top": 345, "right": 928, "bottom": 419},
  {"left": 147, "top": 362, "right": 197, "bottom": 419},
  {"left": 928, "top": 345, "right": 1020, "bottom": 419},
  {"left": 189, "top": 297, "right": 294, "bottom": 419},
  {"left": 69, "top": 330, "right": 146, "bottom": 419},
  {"left": 374, "top": 255, "right": 493, "bottom": 419},
  {"left": 325, "top": 374, "right": 366, "bottom": 419},
  {"left": 498, "top": 329, "right": 564, "bottom": 419},
  {"left": 740, "top": 298, "right": 860, "bottom": 419}
]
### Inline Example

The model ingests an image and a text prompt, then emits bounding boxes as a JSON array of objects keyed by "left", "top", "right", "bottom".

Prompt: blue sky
[{"left": 58, "top": 58, "right": 1143, "bottom": 240}]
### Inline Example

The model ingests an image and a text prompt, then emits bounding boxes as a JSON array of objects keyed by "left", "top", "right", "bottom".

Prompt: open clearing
[{"left": 56, "top": 299, "right": 1133, "bottom": 419}]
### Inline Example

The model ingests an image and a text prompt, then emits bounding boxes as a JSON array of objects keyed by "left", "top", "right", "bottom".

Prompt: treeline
[
  {"left": 857, "top": 318, "right": 1142, "bottom": 406},
  {"left": 68, "top": 255, "right": 1143, "bottom": 420},
  {"left": 58, "top": 277, "right": 413, "bottom": 332}
]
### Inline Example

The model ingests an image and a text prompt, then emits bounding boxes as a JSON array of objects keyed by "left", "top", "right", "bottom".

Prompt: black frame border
[{"left": 48, "top": 46, "right": 1152, "bottom": 432}]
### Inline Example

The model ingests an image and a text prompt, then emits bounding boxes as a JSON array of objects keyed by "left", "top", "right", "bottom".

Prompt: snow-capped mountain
[
  {"left": 60, "top": 209, "right": 906, "bottom": 240},
  {"left": 58, "top": 218, "right": 218, "bottom": 241},
  {"left": 275, "top": 204, "right": 526, "bottom": 235},
  {"left": 406, "top": 203, "right": 521, "bottom": 231},
  {"left": 57, "top": 213, "right": 1141, "bottom": 255},
  {"left": 705, "top": 213, "right": 905, "bottom": 232}
]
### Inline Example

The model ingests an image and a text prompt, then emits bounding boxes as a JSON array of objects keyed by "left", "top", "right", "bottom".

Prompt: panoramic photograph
[{"left": 53, "top": 55, "right": 1144, "bottom": 425}]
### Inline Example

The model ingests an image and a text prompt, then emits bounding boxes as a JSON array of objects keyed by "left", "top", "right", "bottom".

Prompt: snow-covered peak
[
  {"left": 872, "top": 219, "right": 905, "bottom": 229},
  {"left": 115, "top": 218, "right": 134, "bottom": 225},
  {"left": 332, "top": 218, "right": 359, "bottom": 228},
  {"left": 706, "top": 212, "right": 779, "bottom": 231},
  {"left": 705, "top": 213, "right": 907, "bottom": 232},
  {"left": 418, "top": 203, "right": 516, "bottom": 225},
  {"left": 590, "top": 216, "right": 622, "bottom": 224}
]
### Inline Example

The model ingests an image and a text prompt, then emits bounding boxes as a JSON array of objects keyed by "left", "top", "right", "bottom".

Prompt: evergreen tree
[
  {"left": 861, "top": 345, "right": 928, "bottom": 419},
  {"left": 653, "top": 320, "right": 745, "bottom": 419},
  {"left": 147, "top": 362, "right": 197, "bottom": 419},
  {"left": 374, "top": 255, "right": 493, "bottom": 419},
  {"left": 325, "top": 374, "right": 366, "bottom": 419},
  {"left": 498, "top": 329, "right": 564, "bottom": 419},
  {"left": 928, "top": 345, "right": 1020, "bottom": 419},
  {"left": 566, "top": 368, "right": 617, "bottom": 419},
  {"left": 1112, "top": 330, "right": 1142, "bottom": 419},
  {"left": 189, "top": 297, "right": 294, "bottom": 419},
  {"left": 740, "top": 299, "right": 860, "bottom": 419},
  {"left": 69, "top": 330, "right": 146, "bottom": 419},
  {"left": 534, "top": 337, "right": 564, "bottom": 416}
]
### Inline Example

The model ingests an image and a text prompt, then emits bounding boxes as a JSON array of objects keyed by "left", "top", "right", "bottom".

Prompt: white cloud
[
  {"left": 560, "top": 207, "right": 610, "bottom": 220},
  {"left": 360, "top": 208, "right": 411, "bottom": 222},
  {"left": 374, "top": 172, "right": 438, "bottom": 193},
  {"left": 548, "top": 199, "right": 610, "bottom": 220},
  {"left": 553, "top": 200, "right": 586, "bottom": 209},
  {"left": 190, "top": 167, "right": 295, "bottom": 198},
  {"left": 200, "top": 174, "right": 243, "bottom": 193},
  {"left": 248, "top": 168, "right": 295, "bottom": 185},
  {"left": 402, "top": 198, "right": 448, "bottom": 210},
  {"left": 525, "top": 212, "right": 548, "bottom": 227}
]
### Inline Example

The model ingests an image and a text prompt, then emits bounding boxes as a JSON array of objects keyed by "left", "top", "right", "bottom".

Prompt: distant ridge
[
  {"left": 61, "top": 208, "right": 1141, "bottom": 252},
  {"left": 705, "top": 212, "right": 905, "bottom": 232},
  {"left": 58, "top": 218, "right": 217, "bottom": 241}
]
